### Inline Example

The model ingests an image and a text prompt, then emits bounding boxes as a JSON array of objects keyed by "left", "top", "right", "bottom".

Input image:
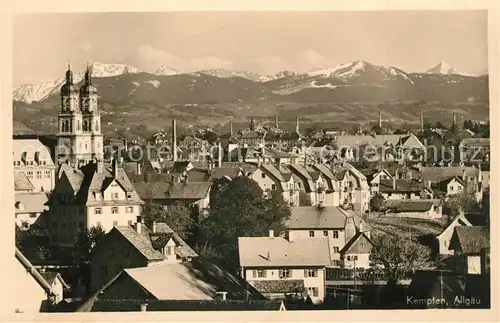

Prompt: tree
[
  {"left": 73, "top": 226, "right": 106, "bottom": 265},
  {"left": 370, "top": 234, "right": 431, "bottom": 283},
  {"left": 371, "top": 125, "right": 383, "bottom": 135},
  {"left": 141, "top": 200, "right": 195, "bottom": 240},
  {"left": 369, "top": 193, "right": 385, "bottom": 212},
  {"left": 198, "top": 177, "right": 291, "bottom": 270}
]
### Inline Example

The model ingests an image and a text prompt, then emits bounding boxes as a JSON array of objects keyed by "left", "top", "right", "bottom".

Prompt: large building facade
[{"left": 57, "top": 64, "right": 104, "bottom": 168}]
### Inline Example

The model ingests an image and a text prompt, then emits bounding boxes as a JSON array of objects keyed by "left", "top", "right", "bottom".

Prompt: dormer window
[
  {"left": 127, "top": 192, "right": 132, "bottom": 199},
  {"left": 15, "top": 202, "right": 24, "bottom": 210}
]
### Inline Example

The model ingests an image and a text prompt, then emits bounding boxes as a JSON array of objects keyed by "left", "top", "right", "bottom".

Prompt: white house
[
  {"left": 287, "top": 164, "right": 338, "bottom": 207},
  {"left": 339, "top": 232, "right": 374, "bottom": 269},
  {"left": 384, "top": 199, "right": 443, "bottom": 219},
  {"left": 286, "top": 206, "right": 371, "bottom": 267},
  {"left": 15, "top": 192, "right": 49, "bottom": 229},
  {"left": 238, "top": 233, "right": 332, "bottom": 304},
  {"left": 13, "top": 138, "right": 56, "bottom": 192},
  {"left": 47, "top": 159, "right": 144, "bottom": 246},
  {"left": 249, "top": 164, "right": 299, "bottom": 206},
  {"left": 435, "top": 213, "right": 473, "bottom": 256}
]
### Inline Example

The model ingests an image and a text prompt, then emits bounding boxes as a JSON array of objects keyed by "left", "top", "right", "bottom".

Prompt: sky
[{"left": 14, "top": 11, "right": 488, "bottom": 85}]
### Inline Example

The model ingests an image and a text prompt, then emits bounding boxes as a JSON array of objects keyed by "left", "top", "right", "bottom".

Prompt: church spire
[
  {"left": 65, "top": 60, "right": 73, "bottom": 84},
  {"left": 250, "top": 116, "right": 256, "bottom": 131}
]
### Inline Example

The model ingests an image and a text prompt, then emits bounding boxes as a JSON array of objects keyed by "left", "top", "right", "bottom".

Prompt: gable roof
[
  {"left": 14, "top": 173, "right": 35, "bottom": 192},
  {"left": 15, "top": 192, "right": 49, "bottom": 214},
  {"left": 436, "top": 213, "right": 473, "bottom": 239},
  {"left": 340, "top": 232, "right": 374, "bottom": 254},
  {"left": 385, "top": 199, "right": 441, "bottom": 213},
  {"left": 379, "top": 179, "right": 427, "bottom": 193},
  {"left": 421, "top": 167, "right": 479, "bottom": 183},
  {"left": 113, "top": 226, "right": 164, "bottom": 261},
  {"left": 287, "top": 206, "right": 350, "bottom": 229},
  {"left": 450, "top": 226, "right": 489, "bottom": 254},
  {"left": 40, "top": 272, "right": 70, "bottom": 289},
  {"left": 238, "top": 236, "right": 331, "bottom": 267},
  {"left": 134, "top": 181, "right": 211, "bottom": 200}
]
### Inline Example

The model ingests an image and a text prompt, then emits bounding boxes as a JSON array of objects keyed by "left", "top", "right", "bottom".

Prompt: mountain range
[{"left": 13, "top": 60, "right": 487, "bottom": 104}]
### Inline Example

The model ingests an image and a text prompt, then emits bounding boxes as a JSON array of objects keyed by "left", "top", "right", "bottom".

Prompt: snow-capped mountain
[
  {"left": 306, "top": 60, "right": 412, "bottom": 81},
  {"left": 13, "top": 62, "right": 141, "bottom": 103},
  {"left": 194, "top": 69, "right": 273, "bottom": 82},
  {"left": 425, "top": 61, "right": 456, "bottom": 75},
  {"left": 155, "top": 65, "right": 179, "bottom": 76}
]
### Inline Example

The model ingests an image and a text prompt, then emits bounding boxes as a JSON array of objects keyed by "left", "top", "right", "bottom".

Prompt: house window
[
  {"left": 305, "top": 269, "right": 318, "bottom": 277},
  {"left": 112, "top": 207, "right": 119, "bottom": 214},
  {"left": 347, "top": 255, "right": 359, "bottom": 261},
  {"left": 253, "top": 269, "right": 266, "bottom": 278},
  {"left": 323, "top": 230, "right": 328, "bottom": 236},
  {"left": 333, "top": 230, "right": 339, "bottom": 238},
  {"left": 113, "top": 221, "right": 118, "bottom": 227},
  {"left": 44, "top": 170, "right": 51, "bottom": 178},
  {"left": 279, "top": 269, "right": 291, "bottom": 278},
  {"left": 166, "top": 246, "right": 173, "bottom": 256},
  {"left": 127, "top": 192, "right": 132, "bottom": 199},
  {"left": 261, "top": 173, "right": 266, "bottom": 178},
  {"left": 126, "top": 206, "right": 134, "bottom": 213},
  {"left": 271, "top": 184, "right": 276, "bottom": 190},
  {"left": 29, "top": 213, "right": 37, "bottom": 218},
  {"left": 95, "top": 208, "right": 102, "bottom": 215},
  {"left": 309, "top": 231, "right": 315, "bottom": 237},
  {"left": 307, "top": 287, "right": 319, "bottom": 297},
  {"left": 333, "top": 247, "right": 339, "bottom": 253},
  {"left": 35, "top": 171, "right": 42, "bottom": 179},
  {"left": 112, "top": 192, "right": 119, "bottom": 199}
]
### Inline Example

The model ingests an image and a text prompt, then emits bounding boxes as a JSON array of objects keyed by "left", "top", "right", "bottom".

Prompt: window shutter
[
  {"left": 263, "top": 270, "right": 267, "bottom": 278},
  {"left": 252, "top": 270, "right": 257, "bottom": 278},
  {"left": 304, "top": 269, "right": 308, "bottom": 277}
]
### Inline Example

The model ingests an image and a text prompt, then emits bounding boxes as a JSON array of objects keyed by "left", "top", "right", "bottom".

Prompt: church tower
[{"left": 56, "top": 63, "right": 103, "bottom": 168}]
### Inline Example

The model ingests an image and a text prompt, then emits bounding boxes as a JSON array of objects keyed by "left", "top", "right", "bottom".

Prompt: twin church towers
[{"left": 56, "top": 62, "right": 104, "bottom": 168}]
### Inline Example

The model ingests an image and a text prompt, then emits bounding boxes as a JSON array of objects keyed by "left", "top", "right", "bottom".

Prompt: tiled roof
[
  {"left": 15, "top": 192, "right": 49, "bottom": 214},
  {"left": 385, "top": 199, "right": 441, "bottom": 213},
  {"left": 311, "top": 164, "right": 336, "bottom": 181},
  {"left": 335, "top": 134, "right": 424, "bottom": 149},
  {"left": 261, "top": 164, "right": 289, "bottom": 182},
  {"left": 59, "top": 164, "right": 84, "bottom": 192},
  {"left": 13, "top": 138, "right": 55, "bottom": 166},
  {"left": 379, "top": 179, "right": 425, "bottom": 193},
  {"left": 114, "top": 226, "right": 164, "bottom": 261},
  {"left": 135, "top": 182, "right": 211, "bottom": 200},
  {"left": 238, "top": 236, "right": 332, "bottom": 267},
  {"left": 220, "top": 162, "right": 258, "bottom": 175},
  {"left": 249, "top": 279, "right": 305, "bottom": 293},
  {"left": 122, "top": 259, "right": 265, "bottom": 300},
  {"left": 79, "top": 299, "right": 283, "bottom": 312},
  {"left": 209, "top": 167, "right": 242, "bottom": 180},
  {"left": 421, "top": 166, "right": 479, "bottom": 183},
  {"left": 451, "top": 226, "right": 489, "bottom": 254},
  {"left": 142, "top": 224, "right": 198, "bottom": 259},
  {"left": 14, "top": 172, "right": 35, "bottom": 191},
  {"left": 287, "top": 206, "right": 349, "bottom": 229},
  {"left": 460, "top": 138, "right": 490, "bottom": 147}
]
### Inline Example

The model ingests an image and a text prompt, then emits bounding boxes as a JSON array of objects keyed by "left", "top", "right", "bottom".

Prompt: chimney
[
  {"left": 229, "top": 120, "right": 233, "bottom": 136},
  {"left": 217, "top": 141, "right": 222, "bottom": 168},
  {"left": 135, "top": 222, "right": 142, "bottom": 234},
  {"left": 275, "top": 114, "right": 279, "bottom": 128},
  {"left": 97, "top": 160, "right": 104, "bottom": 174},
  {"left": 152, "top": 222, "right": 157, "bottom": 233},
  {"left": 112, "top": 157, "right": 118, "bottom": 178},
  {"left": 216, "top": 291, "right": 228, "bottom": 301},
  {"left": 295, "top": 116, "right": 299, "bottom": 133},
  {"left": 269, "top": 230, "right": 274, "bottom": 238},
  {"left": 172, "top": 119, "right": 178, "bottom": 162},
  {"left": 420, "top": 111, "right": 424, "bottom": 131},
  {"left": 140, "top": 303, "right": 148, "bottom": 312},
  {"left": 378, "top": 111, "right": 382, "bottom": 128}
]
